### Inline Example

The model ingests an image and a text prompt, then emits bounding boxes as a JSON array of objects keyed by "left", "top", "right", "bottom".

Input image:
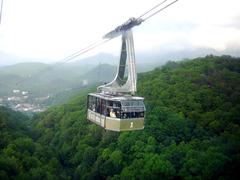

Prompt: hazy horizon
[
  {"left": 1, "top": 0, "right": 240, "bottom": 66},
  {"left": 1, "top": 47, "right": 240, "bottom": 67}
]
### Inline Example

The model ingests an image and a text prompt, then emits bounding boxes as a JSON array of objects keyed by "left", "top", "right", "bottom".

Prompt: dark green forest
[{"left": 0, "top": 55, "right": 240, "bottom": 179}]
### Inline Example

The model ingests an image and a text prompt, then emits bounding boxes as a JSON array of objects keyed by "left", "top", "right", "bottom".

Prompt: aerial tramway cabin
[{"left": 87, "top": 92, "right": 145, "bottom": 131}]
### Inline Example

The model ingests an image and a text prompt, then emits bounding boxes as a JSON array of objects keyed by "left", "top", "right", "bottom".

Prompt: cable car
[
  {"left": 87, "top": 19, "right": 146, "bottom": 131},
  {"left": 87, "top": 93, "right": 145, "bottom": 131}
]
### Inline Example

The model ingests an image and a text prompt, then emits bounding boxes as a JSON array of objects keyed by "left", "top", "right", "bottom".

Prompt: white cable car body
[{"left": 87, "top": 93, "right": 145, "bottom": 131}]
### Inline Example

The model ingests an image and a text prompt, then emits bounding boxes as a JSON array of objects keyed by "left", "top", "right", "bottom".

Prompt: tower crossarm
[{"left": 103, "top": 18, "right": 143, "bottom": 39}]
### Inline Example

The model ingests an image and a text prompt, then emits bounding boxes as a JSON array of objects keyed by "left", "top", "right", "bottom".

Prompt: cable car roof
[{"left": 88, "top": 92, "right": 144, "bottom": 101}]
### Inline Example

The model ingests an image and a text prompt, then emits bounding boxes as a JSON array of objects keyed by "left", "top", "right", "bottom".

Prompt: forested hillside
[{"left": 0, "top": 55, "right": 240, "bottom": 179}]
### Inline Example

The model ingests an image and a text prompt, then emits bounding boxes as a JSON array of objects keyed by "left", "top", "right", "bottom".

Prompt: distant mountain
[
  {"left": 83, "top": 63, "right": 116, "bottom": 84},
  {"left": 0, "top": 62, "right": 49, "bottom": 77},
  {"left": 0, "top": 61, "right": 119, "bottom": 107},
  {"left": 74, "top": 52, "right": 118, "bottom": 65},
  {"left": 3, "top": 51, "right": 229, "bottom": 105},
  {"left": 0, "top": 52, "right": 163, "bottom": 96},
  {"left": 0, "top": 62, "right": 84, "bottom": 96},
  {"left": 136, "top": 46, "right": 240, "bottom": 65}
]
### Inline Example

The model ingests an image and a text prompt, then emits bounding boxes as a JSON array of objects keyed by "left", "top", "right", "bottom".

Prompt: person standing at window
[{"left": 110, "top": 109, "right": 116, "bottom": 118}]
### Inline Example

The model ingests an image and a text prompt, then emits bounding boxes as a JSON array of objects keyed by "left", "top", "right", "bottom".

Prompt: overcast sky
[{"left": 0, "top": 0, "right": 240, "bottom": 65}]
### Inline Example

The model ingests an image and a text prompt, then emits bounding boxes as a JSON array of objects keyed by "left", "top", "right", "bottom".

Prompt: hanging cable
[
  {"left": 58, "top": 38, "right": 104, "bottom": 64},
  {"left": 15, "top": 38, "right": 112, "bottom": 87},
  {"left": 103, "top": 0, "right": 179, "bottom": 39},
  {"left": 0, "top": 0, "right": 3, "bottom": 24},
  {"left": 35, "top": 0, "right": 178, "bottom": 68},
  {"left": 62, "top": 39, "right": 111, "bottom": 64},
  {"left": 52, "top": 0, "right": 179, "bottom": 66},
  {"left": 39, "top": 38, "right": 111, "bottom": 75},
  {"left": 13, "top": 0, "right": 179, "bottom": 87},
  {"left": 137, "top": 0, "right": 169, "bottom": 20},
  {"left": 39, "top": 38, "right": 112, "bottom": 73},
  {"left": 141, "top": 0, "right": 178, "bottom": 21}
]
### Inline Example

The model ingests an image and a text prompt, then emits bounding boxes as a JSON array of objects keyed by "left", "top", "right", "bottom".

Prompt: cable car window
[
  {"left": 88, "top": 96, "right": 96, "bottom": 111},
  {"left": 121, "top": 100, "right": 145, "bottom": 112},
  {"left": 121, "top": 111, "right": 144, "bottom": 119},
  {"left": 106, "top": 100, "right": 121, "bottom": 118},
  {"left": 101, "top": 99, "right": 106, "bottom": 115},
  {"left": 121, "top": 100, "right": 144, "bottom": 107},
  {"left": 96, "top": 98, "right": 100, "bottom": 113}
]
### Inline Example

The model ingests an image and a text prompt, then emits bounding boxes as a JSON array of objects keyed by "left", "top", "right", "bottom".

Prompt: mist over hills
[
  {"left": 2, "top": 46, "right": 240, "bottom": 67},
  {"left": 0, "top": 62, "right": 116, "bottom": 108},
  {"left": 0, "top": 52, "right": 163, "bottom": 97},
  {"left": 1, "top": 50, "right": 239, "bottom": 110}
]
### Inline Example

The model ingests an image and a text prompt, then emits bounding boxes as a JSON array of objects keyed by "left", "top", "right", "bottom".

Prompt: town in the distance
[{"left": 0, "top": 89, "right": 48, "bottom": 113}]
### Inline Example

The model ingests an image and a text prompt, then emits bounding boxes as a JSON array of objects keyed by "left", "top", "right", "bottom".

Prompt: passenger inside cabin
[
  {"left": 116, "top": 110, "right": 120, "bottom": 118},
  {"left": 103, "top": 109, "right": 107, "bottom": 116},
  {"left": 92, "top": 104, "right": 95, "bottom": 111},
  {"left": 96, "top": 102, "right": 100, "bottom": 113},
  {"left": 110, "top": 109, "right": 116, "bottom": 118}
]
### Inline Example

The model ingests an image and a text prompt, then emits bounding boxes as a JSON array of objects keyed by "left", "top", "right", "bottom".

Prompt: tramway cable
[
  {"left": 52, "top": 0, "right": 179, "bottom": 66},
  {"left": 0, "top": 0, "right": 3, "bottom": 24},
  {"left": 14, "top": 0, "right": 178, "bottom": 87},
  {"left": 137, "top": 0, "right": 169, "bottom": 20},
  {"left": 141, "top": 0, "right": 178, "bottom": 21},
  {"left": 15, "top": 38, "right": 111, "bottom": 86}
]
